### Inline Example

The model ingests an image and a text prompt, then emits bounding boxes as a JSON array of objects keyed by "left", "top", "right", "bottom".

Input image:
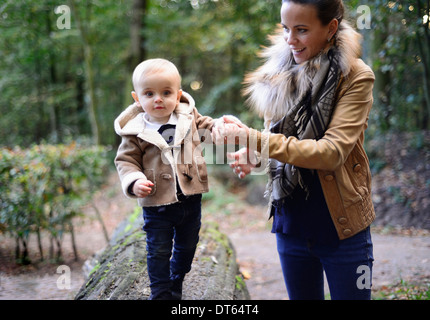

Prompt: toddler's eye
[{"left": 145, "top": 91, "right": 153, "bottom": 97}]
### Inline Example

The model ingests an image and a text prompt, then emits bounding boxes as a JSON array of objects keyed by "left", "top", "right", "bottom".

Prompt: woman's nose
[{"left": 285, "top": 32, "right": 297, "bottom": 45}]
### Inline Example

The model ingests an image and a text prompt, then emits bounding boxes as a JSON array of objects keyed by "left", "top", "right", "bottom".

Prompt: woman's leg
[
  {"left": 276, "top": 233, "right": 325, "bottom": 300},
  {"left": 318, "top": 228, "right": 374, "bottom": 300}
]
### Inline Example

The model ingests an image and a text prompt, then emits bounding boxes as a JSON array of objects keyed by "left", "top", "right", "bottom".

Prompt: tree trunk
[
  {"left": 416, "top": 0, "right": 430, "bottom": 127},
  {"left": 371, "top": 18, "right": 392, "bottom": 130},
  {"left": 92, "top": 202, "right": 109, "bottom": 244},
  {"left": 69, "top": 223, "right": 79, "bottom": 261},
  {"left": 75, "top": 213, "right": 250, "bottom": 300},
  {"left": 122, "top": 0, "right": 148, "bottom": 116},
  {"left": 130, "top": 0, "right": 147, "bottom": 67},
  {"left": 37, "top": 228, "right": 44, "bottom": 261},
  {"left": 70, "top": 0, "right": 101, "bottom": 145},
  {"left": 46, "top": 9, "right": 60, "bottom": 143}
]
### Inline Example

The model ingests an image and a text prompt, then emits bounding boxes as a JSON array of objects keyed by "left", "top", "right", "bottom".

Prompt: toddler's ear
[
  {"left": 177, "top": 89, "right": 183, "bottom": 102},
  {"left": 131, "top": 91, "right": 140, "bottom": 106}
]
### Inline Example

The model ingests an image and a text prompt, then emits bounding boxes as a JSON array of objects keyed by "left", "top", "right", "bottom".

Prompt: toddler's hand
[
  {"left": 212, "top": 118, "right": 227, "bottom": 145},
  {"left": 133, "top": 178, "right": 154, "bottom": 198},
  {"left": 224, "top": 116, "right": 249, "bottom": 143}
]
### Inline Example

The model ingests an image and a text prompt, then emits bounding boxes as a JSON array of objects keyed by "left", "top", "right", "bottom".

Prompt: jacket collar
[
  {"left": 114, "top": 91, "right": 195, "bottom": 145},
  {"left": 114, "top": 91, "right": 195, "bottom": 153}
]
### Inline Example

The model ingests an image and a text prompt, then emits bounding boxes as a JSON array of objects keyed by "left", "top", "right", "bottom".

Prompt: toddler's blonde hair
[{"left": 132, "top": 58, "right": 182, "bottom": 91}]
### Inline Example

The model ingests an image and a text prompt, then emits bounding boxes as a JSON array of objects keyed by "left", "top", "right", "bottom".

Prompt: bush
[{"left": 0, "top": 142, "right": 109, "bottom": 264}]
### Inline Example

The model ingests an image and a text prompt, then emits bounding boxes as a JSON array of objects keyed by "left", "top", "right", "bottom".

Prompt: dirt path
[{"left": 229, "top": 231, "right": 430, "bottom": 300}]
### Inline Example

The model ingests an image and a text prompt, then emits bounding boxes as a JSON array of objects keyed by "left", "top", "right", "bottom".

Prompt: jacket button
[
  {"left": 161, "top": 174, "right": 172, "bottom": 180},
  {"left": 324, "top": 174, "right": 334, "bottom": 181},
  {"left": 343, "top": 229, "right": 352, "bottom": 236},
  {"left": 353, "top": 164, "right": 362, "bottom": 173},
  {"left": 338, "top": 217, "right": 348, "bottom": 224}
]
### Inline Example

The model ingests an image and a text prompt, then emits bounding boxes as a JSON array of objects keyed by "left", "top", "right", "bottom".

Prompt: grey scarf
[{"left": 268, "top": 49, "right": 341, "bottom": 206}]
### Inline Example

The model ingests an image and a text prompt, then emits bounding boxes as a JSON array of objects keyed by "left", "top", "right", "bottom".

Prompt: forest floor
[{"left": 0, "top": 131, "right": 429, "bottom": 300}]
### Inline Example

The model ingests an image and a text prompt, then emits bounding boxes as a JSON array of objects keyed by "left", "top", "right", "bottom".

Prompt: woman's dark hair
[{"left": 282, "top": 0, "right": 344, "bottom": 25}]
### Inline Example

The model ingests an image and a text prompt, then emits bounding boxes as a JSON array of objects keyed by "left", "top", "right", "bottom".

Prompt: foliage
[
  {"left": 1, "top": 0, "right": 428, "bottom": 147},
  {"left": 0, "top": 0, "right": 130, "bottom": 147},
  {"left": 364, "top": 0, "right": 430, "bottom": 131},
  {"left": 0, "top": 141, "right": 109, "bottom": 263},
  {"left": 373, "top": 278, "right": 430, "bottom": 300},
  {"left": 143, "top": 0, "right": 280, "bottom": 130},
  {"left": 0, "top": 0, "right": 279, "bottom": 147}
]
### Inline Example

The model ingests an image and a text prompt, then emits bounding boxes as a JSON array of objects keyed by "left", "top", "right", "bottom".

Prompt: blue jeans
[
  {"left": 142, "top": 194, "right": 202, "bottom": 299},
  {"left": 276, "top": 227, "right": 374, "bottom": 300}
]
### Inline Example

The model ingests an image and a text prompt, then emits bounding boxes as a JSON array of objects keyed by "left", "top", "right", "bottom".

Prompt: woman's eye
[{"left": 298, "top": 28, "right": 307, "bottom": 33}]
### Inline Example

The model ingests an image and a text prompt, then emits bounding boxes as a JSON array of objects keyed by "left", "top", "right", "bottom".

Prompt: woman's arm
[{"left": 252, "top": 63, "right": 375, "bottom": 171}]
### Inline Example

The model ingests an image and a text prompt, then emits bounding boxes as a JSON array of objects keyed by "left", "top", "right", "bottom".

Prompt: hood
[
  {"left": 242, "top": 20, "right": 362, "bottom": 125},
  {"left": 114, "top": 91, "right": 195, "bottom": 136}
]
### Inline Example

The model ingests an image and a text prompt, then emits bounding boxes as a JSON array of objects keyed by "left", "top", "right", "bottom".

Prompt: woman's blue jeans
[
  {"left": 276, "top": 227, "right": 374, "bottom": 300},
  {"left": 142, "top": 195, "right": 202, "bottom": 299}
]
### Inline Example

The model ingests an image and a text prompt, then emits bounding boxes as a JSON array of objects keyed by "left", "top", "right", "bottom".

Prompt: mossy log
[{"left": 75, "top": 208, "right": 250, "bottom": 300}]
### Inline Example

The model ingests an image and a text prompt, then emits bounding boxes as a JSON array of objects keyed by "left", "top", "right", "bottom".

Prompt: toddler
[{"left": 114, "top": 58, "right": 216, "bottom": 300}]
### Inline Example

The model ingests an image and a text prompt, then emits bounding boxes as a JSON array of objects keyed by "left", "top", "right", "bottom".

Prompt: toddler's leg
[
  {"left": 170, "top": 196, "right": 202, "bottom": 299},
  {"left": 143, "top": 207, "right": 175, "bottom": 300}
]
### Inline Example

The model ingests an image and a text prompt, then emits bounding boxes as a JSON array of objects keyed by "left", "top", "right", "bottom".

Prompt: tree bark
[
  {"left": 416, "top": 0, "right": 430, "bottom": 124},
  {"left": 371, "top": 17, "right": 392, "bottom": 130},
  {"left": 75, "top": 212, "right": 250, "bottom": 300},
  {"left": 70, "top": 0, "right": 101, "bottom": 144},
  {"left": 122, "top": 0, "right": 148, "bottom": 117}
]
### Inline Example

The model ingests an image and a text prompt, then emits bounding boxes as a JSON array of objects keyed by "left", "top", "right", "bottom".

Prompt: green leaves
[
  {"left": 365, "top": 0, "right": 430, "bottom": 131},
  {"left": 0, "top": 141, "right": 109, "bottom": 262}
]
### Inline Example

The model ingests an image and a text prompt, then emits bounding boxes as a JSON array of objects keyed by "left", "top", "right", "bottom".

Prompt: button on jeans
[
  {"left": 276, "top": 227, "right": 374, "bottom": 300},
  {"left": 142, "top": 194, "right": 202, "bottom": 299}
]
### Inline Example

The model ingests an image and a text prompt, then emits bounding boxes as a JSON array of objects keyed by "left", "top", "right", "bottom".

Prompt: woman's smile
[{"left": 291, "top": 47, "right": 306, "bottom": 57}]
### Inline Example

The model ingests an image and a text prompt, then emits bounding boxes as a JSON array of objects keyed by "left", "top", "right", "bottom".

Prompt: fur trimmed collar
[
  {"left": 114, "top": 91, "right": 195, "bottom": 136},
  {"left": 114, "top": 91, "right": 196, "bottom": 151},
  {"left": 243, "top": 21, "right": 362, "bottom": 126}
]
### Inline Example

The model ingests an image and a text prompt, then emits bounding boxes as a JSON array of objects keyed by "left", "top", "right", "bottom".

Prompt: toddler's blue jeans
[
  {"left": 142, "top": 194, "right": 202, "bottom": 299},
  {"left": 276, "top": 227, "right": 374, "bottom": 300}
]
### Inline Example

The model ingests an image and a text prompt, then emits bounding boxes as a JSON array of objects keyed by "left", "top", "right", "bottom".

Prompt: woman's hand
[{"left": 227, "top": 147, "right": 256, "bottom": 179}]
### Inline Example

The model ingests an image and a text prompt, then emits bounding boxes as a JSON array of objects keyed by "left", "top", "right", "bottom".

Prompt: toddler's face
[{"left": 133, "top": 70, "right": 182, "bottom": 124}]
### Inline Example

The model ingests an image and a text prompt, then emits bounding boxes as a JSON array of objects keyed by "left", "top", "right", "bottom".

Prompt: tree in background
[
  {"left": 364, "top": 0, "right": 430, "bottom": 131},
  {"left": 0, "top": 0, "right": 428, "bottom": 148}
]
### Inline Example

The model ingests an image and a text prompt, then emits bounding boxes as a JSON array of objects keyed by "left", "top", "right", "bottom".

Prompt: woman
[{"left": 215, "top": 0, "right": 375, "bottom": 300}]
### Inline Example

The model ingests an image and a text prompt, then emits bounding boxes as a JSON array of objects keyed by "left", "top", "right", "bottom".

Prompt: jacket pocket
[
  {"left": 143, "top": 169, "right": 156, "bottom": 195},
  {"left": 195, "top": 156, "right": 208, "bottom": 183}
]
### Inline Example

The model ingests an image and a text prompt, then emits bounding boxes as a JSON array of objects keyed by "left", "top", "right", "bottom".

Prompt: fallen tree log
[{"left": 75, "top": 208, "right": 250, "bottom": 300}]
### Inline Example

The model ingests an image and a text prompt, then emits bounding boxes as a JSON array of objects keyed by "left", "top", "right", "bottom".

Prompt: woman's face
[{"left": 281, "top": 2, "right": 338, "bottom": 64}]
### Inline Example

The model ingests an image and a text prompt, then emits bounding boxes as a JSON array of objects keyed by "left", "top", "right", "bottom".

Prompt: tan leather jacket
[
  {"left": 251, "top": 59, "right": 375, "bottom": 240},
  {"left": 114, "top": 92, "right": 215, "bottom": 207},
  {"left": 246, "top": 22, "right": 376, "bottom": 240}
]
